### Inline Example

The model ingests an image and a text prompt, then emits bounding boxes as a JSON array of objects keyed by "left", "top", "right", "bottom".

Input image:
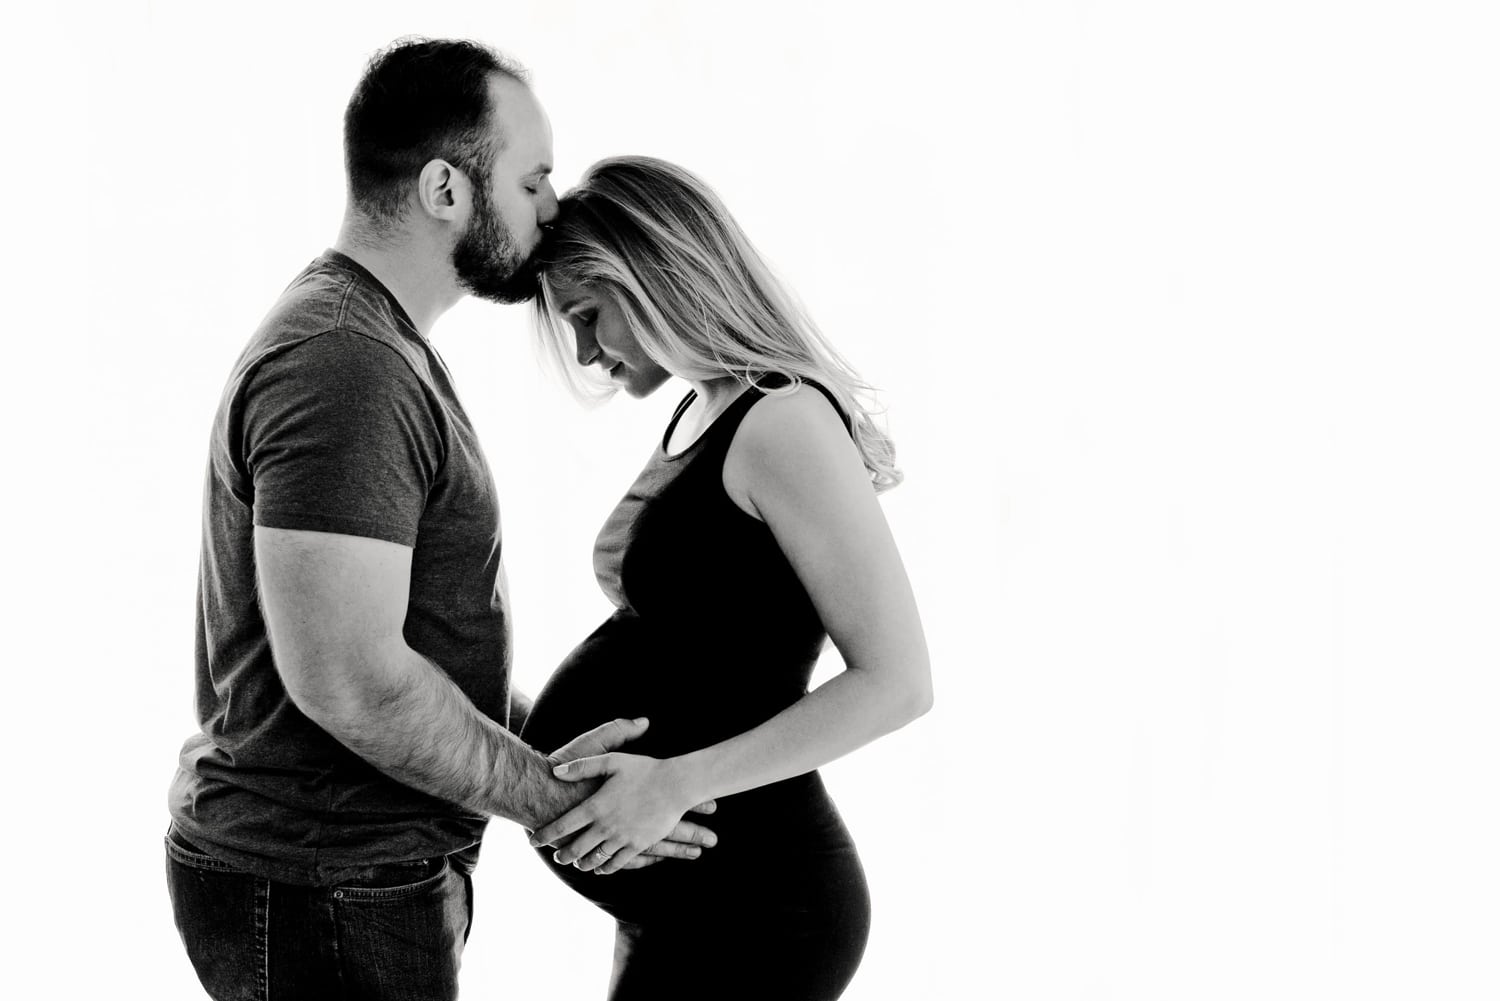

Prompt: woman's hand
[{"left": 529, "top": 751, "right": 715, "bottom": 875}]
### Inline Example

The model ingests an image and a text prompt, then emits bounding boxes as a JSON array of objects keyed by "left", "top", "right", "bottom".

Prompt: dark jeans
[{"left": 165, "top": 825, "right": 477, "bottom": 1001}]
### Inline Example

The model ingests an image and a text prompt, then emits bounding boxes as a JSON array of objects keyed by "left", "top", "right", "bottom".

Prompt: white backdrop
[{"left": 4, "top": 2, "right": 1498, "bottom": 999}]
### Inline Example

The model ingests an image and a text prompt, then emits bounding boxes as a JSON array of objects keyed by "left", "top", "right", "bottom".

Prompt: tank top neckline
[{"left": 659, "top": 385, "right": 760, "bottom": 461}]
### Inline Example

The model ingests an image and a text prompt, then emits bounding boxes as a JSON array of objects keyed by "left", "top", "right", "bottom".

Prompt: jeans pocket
[
  {"left": 332, "top": 856, "right": 449, "bottom": 902},
  {"left": 164, "top": 826, "right": 243, "bottom": 873}
]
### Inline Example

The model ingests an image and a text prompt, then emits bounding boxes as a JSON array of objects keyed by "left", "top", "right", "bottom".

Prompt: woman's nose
[{"left": 574, "top": 330, "right": 600, "bottom": 367}]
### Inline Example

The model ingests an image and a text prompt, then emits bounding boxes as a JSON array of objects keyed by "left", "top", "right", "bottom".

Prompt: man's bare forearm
[{"left": 305, "top": 644, "right": 591, "bottom": 830}]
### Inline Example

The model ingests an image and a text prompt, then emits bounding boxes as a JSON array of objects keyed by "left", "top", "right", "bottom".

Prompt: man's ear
[{"left": 415, "top": 158, "right": 466, "bottom": 222}]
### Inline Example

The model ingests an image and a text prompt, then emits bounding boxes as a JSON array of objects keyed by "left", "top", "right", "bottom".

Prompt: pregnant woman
[{"left": 519, "top": 156, "right": 932, "bottom": 1000}]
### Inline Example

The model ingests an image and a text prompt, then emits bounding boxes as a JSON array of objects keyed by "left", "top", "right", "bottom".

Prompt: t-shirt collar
[{"left": 321, "top": 249, "right": 422, "bottom": 336}]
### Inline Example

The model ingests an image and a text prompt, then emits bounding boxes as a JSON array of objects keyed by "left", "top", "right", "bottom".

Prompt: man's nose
[{"left": 537, "top": 180, "right": 560, "bottom": 226}]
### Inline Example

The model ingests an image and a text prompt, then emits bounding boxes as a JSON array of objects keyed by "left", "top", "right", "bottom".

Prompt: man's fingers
[
  {"left": 618, "top": 854, "right": 664, "bottom": 870},
  {"left": 667, "top": 820, "right": 718, "bottom": 848},
  {"left": 640, "top": 839, "right": 704, "bottom": 861},
  {"left": 689, "top": 800, "right": 716, "bottom": 815}
]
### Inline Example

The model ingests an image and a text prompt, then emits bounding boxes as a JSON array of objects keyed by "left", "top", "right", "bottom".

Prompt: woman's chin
[{"left": 621, "top": 369, "right": 673, "bottom": 398}]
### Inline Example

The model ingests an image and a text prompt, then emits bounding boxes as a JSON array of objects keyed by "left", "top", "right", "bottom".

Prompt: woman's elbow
[
  {"left": 906, "top": 676, "right": 934, "bottom": 721},
  {"left": 889, "top": 666, "right": 933, "bottom": 726},
  {"left": 848, "top": 653, "right": 932, "bottom": 727}
]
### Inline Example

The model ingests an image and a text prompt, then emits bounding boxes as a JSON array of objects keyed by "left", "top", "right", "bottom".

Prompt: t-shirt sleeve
[{"left": 242, "top": 330, "right": 442, "bottom": 547}]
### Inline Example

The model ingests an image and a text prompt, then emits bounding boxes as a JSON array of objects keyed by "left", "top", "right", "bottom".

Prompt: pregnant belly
[
  {"left": 522, "top": 612, "right": 808, "bottom": 760},
  {"left": 519, "top": 612, "right": 846, "bottom": 922}
]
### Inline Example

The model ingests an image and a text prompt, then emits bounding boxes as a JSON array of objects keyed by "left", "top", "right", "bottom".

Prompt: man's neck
[{"left": 333, "top": 219, "right": 464, "bottom": 338}]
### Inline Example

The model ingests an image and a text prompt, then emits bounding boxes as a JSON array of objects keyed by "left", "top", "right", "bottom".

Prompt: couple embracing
[{"left": 165, "top": 36, "right": 930, "bottom": 1001}]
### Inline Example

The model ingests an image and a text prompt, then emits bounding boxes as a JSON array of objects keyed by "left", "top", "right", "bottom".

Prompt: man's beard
[{"left": 452, "top": 187, "right": 540, "bottom": 304}]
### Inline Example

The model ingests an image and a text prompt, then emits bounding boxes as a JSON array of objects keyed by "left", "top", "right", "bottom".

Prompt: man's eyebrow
[{"left": 558, "top": 296, "right": 586, "bottom": 315}]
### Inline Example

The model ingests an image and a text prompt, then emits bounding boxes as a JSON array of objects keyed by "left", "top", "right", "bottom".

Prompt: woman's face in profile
[{"left": 549, "top": 281, "right": 672, "bottom": 398}]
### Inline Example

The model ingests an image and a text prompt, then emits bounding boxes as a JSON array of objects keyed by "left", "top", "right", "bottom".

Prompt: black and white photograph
[{"left": 5, "top": 2, "right": 1498, "bottom": 998}]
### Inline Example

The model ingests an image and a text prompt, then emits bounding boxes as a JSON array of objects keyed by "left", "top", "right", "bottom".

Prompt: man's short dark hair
[{"left": 344, "top": 37, "right": 529, "bottom": 224}]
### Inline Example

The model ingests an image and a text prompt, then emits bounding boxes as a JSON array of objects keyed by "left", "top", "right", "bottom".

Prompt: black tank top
[
  {"left": 523, "top": 380, "right": 848, "bottom": 760},
  {"left": 520, "top": 380, "right": 858, "bottom": 921}
]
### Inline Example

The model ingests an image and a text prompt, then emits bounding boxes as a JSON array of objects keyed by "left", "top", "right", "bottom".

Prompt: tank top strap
[
  {"left": 662, "top": 388, "right": 701, "bottom": 443},
  {"left": 661, "top": 376, "right": 851, "bottom": 466},
  {"left": 670, "top": 384, "right": 768, "bottom": 466},
  {"left": 729, "top": 378, "right": 852, "bottom": 435}
]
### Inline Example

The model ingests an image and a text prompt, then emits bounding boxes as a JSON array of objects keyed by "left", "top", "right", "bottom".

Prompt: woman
[{"left": 520, "top": 156, "right": 931, "bottom": 1000}]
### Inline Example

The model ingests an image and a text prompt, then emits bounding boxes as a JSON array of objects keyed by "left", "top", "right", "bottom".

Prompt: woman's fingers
[
  {"left": 552, "top": 827, "right": 608, "bottom": 866},
  {"left": 573, "top": 837, "right": 627, "bottom": 872},
  {"left": 554, "top": 831, "right": 712, "bottom": 872},
  {"left": 689, "top": 799, "right": 716, "bottom": 815},
  {"left": 594, "top": 844, "right": 644, "bottom": 875},
  {"left": 530, "top": 804, "right": 593, "bottom": 849},
  {"left": 548, "top": 718, "right": 648, "bottom": 763}
]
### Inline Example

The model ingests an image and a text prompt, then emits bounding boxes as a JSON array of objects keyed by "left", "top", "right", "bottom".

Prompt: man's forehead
[{"left": 487, "top": 74, "right": 550, "bottom": 148}]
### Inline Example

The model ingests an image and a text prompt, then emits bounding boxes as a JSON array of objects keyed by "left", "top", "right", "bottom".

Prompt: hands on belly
[{"left": 534, "top": 717, "right": 719, "bottom": 874}]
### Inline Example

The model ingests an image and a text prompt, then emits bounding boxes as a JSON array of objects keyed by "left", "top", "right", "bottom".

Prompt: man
[{"left": 165, "top": 38, "right": 714, "bottom": 1000}]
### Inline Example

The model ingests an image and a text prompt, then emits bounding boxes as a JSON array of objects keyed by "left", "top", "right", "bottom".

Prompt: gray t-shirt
[{"left": 169, "top": 250, "right": 510, "bottom": 885}]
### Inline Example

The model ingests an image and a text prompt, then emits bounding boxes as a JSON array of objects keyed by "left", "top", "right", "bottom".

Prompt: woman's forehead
[{"left": 547, "top": 279, "right": 593, "bottom": 315}]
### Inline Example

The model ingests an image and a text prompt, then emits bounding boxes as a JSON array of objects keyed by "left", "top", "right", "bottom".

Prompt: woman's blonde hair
[{"left": 532, "top": 155, "right": 902, "bottom": 491}]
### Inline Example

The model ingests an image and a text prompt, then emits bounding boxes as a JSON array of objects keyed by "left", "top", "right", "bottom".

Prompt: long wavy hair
[{"left": 532, "top": 155, "right": 901, "bottom": 491}]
